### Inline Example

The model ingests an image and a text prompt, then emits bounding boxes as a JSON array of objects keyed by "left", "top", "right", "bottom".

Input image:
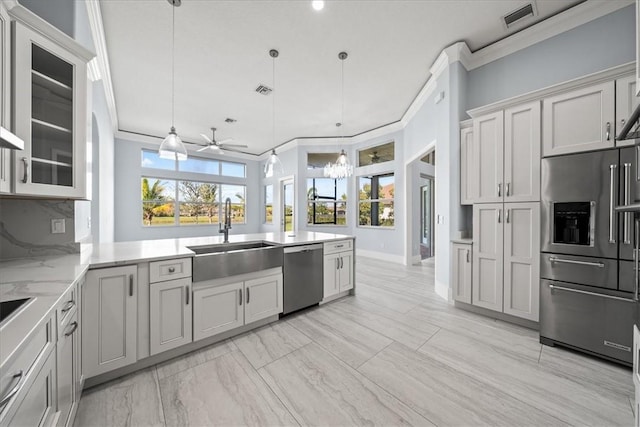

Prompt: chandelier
[{"left": 323, "top": 51, "right": 353, "bottom": 179}]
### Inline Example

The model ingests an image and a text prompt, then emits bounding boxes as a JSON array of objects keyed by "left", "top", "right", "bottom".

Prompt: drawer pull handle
[
  {"left": 129, "top": 275, "right": 134, "bottom": 297},
  {"left": 0, "top": 370, "right": 24, "bottom": 409},
  {"left": 246, "top": 288, "right": 250, "bottom": 304},
  {"left": 185, "top": 287, "right": 190, "bottom": 305},
  {"left": 168, "top": 267, "right": 175, "bottom": 273},
  {"left": 21, "top": 157, "right": 28, "bottom": 184},
  {"left": 61, "top": 300, "right": 75, "bottom": 313},
  {"left": 64, "top": 321, "right": 78, "bottom": 337},
  {"left": 548, "top": 284, "right": 636, "bottom": 303},
  {"left": 548, "top": 257, "right": 604, "bottom": 268},
  {"left": 239, "top": 289, "right": 242, "bottom": 306},
  {"left": 335, "top": 244, "right": 344, "bottom": 248},
  {"left": 606, "top": 122, "right": 611, "bottom": 141}
]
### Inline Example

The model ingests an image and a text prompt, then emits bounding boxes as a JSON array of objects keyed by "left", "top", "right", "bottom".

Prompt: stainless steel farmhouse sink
[{"left": 188, "top": 241, "right": 283, "bottom": 282}]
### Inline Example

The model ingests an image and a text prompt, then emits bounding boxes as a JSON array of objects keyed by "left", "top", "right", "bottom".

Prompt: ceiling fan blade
[
  {"left": 200, "top": 133, "right": 213, "bottom": 143},
  {"left": 196, "top": 146, "right": 209, "bottom": 152},
  {"left": 220, "top": 143, "right": 248, "bottom": 149},
  {"left": 217, "top": 138, "right": 234, "bottom": 145}
]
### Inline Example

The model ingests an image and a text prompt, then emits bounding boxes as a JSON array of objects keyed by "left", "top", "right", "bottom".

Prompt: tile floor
[{"left": 74, "top": 256, "right": 635, "bottom": 426}]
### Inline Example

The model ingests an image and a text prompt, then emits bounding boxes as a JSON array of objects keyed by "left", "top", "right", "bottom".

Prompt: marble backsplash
[{"left": 0, "top": 199, "right": 80, "bottom": 260}]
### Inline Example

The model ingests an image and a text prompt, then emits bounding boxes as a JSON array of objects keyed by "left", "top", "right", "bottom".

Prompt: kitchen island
[{"left": 0, "top": 231, "right": 354, "bottom": 427}]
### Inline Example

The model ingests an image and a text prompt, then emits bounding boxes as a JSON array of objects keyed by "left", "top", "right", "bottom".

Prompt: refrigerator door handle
[
  {"left": 609, "top": 164, "right": 617, "bottom": 244},
  {"left": 624, "top": 163, "right": 632, "bottom": 245}
]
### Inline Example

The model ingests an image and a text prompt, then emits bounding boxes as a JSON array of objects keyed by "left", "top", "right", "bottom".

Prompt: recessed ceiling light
[{"left": 312, "top": 1, "right": 324, "bottom": 11}]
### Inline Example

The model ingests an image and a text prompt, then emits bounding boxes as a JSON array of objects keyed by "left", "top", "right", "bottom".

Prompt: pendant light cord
[
  {"left": 272, "top": 53, "right": 276, "bottom": 147},
  {"left": 171, "top": 4, "right": 175, "bottom": 128},
  {"left": 341, "top": 57, "right": 344, "bottom": 139}
]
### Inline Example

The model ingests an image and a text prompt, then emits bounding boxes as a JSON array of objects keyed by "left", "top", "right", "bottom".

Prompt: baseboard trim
[
  {"left": 357, "top": 248, "right": 405, "bottom": 265},
  {"left": 454, "top": 301, "right": 539, "bottom": 330},
  {"left": 435, "top": 280, "right": 450, "bottom": 301}
]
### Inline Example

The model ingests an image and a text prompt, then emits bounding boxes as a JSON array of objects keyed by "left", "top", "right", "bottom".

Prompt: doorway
[
  {"left": 420, "top": 176, "right": 435, "bottom": 259},
  {"left": 281, "top": 178, "right": 294, "bottom": 232}
]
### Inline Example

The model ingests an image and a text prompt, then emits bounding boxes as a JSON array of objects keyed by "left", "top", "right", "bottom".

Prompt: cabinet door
[
  {"left": 7, "top": 349, "right": 57, "bottom": 427},
  {"left": 542, "top": 81, "right": 615, "bottom": 156},
  {"left": 503, "top": 203, "right": 540, "bottom": 321},
  {"left": 634, "top": 324, "right": 639, "bottom": 385},
  {"left": 338, "top": 251, "right": 354, "bottom": 292},
  {"left": 13, "top": 22, "right": 87, "bottom": 198},
  {"left": 57, "top": 311, "right": 78, "bottom": 427},
  {"left": 83, "top": 265, "right": 137, "bottom": 378},
  {"left": 323, "top": 253, "right": 340, "bottom": 298},
  {"left": 504, "top": 102, "right": 541, "bottom": 202},
  {"left": 0, "top": 2, "right": 10, "bottom": 194},
  {"left": 193, "top": 282, "right": 243, "bottom": 341},
  {"left": 616, "top": 75, "right": 639, "bottom": 147},
  {"left": 460, "top": 126, "right": 475, "bottom": 205},
  {"left": 150, "top": 278, "right": 192, "bottom": 356},
  {"left": 244, "top": 273, "right": 283, "bottom": 324},
  {"left": 472, "top": 204, "right": 504, "bottom": 312},
  {"left": 473, "top": 111, "right": 504, "bottom": 203},
  {"left": 452, "top": 243, "right": 472, "bottom": 304}
]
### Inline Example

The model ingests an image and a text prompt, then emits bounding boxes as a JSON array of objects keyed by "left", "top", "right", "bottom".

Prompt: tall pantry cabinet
[{"left": 459, "top": 101, "right": 541, "bottom": 322}]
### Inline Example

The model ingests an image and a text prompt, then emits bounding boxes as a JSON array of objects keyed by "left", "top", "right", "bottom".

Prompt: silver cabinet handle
[
  {"left": 61, "top": 300, "right": 75, "bottom": 313},
  {"left": 336, "top": 258, "right": 339, "bottom": 270},
  {"left": 506, "top": 209, "right": 510, "bottom": 224},
  {"left": 549, "top": 256, "right": 604, "bottom": 268},
  {"left": 549, "top": 284, "right": 636, "bottom": 303},
  {"left": 466, "top": 250, "right": 470, "bottom": 263},
  {"left": 168, "top": 266, "right": 175, "bottom": 273},
  {"left": 0, "top": 371, "right": 24, "bottom": 409},
  {"left": 497, "top": 183, "right": 501, "bottom": 198},
  {"left": 21, "top": 157, "right": 28, "bottom": 183},
  {"left": 609, "top": 164, "right": 617, "bottom": 243},
  {"left": 246, "top": 288, "right": 250, "bottom": 304},
  {"left": 129, "top": 274, "right": 134, "bottom": 297},
  {"left": 624, "top": 163, "right": 632, "bottom": 245},
  {"left": 335, "top": 244, "right": 344, "bottom": 248},
  {"left": 64, "top": 321, "right": 78, "bottom": 337},
  {"left": 606, "top": 122, "right": 611, "bottom": 141},
  {"left": 506, "top": 182, "right": 510, "bottom": 197},
  {"left": 239, "top": 289, "right": 242, "bottom": 306},
  {"left": 185, "top": 286, "right": 190, "bottom": 305},
  {"left": 340, "top": 257, "right": 343, "bottom": 269},
  {"left": 497, "top": 209, "right": 501, "bottom": 224}
]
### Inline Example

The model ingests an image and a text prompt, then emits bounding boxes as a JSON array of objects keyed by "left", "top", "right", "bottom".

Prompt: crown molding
[{"left": 86, "top": 0, "right": 119, "bottom": 132}]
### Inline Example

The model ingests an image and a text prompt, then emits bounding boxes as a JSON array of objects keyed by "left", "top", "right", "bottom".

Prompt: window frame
[
  {"left": 306, "top": 177, "right": 347, "bottom": 226},
  {"left": 357, "top": 172, "right": 395, "bottom": 229},
  {"left": 264, "top": 184, "right": 273, "bottom": 224}
]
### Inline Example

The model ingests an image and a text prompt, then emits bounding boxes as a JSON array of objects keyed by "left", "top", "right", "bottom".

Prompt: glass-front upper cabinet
[
  {"left": 0, "top": 2, "right": 11, "bottom": 194},
  {"left": 13, "top": 21, "right": 90, "bottom": 198}
]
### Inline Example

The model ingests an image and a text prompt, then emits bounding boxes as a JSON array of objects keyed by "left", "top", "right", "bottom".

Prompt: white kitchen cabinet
[
  {"left": 460, "top": 124, "right": 475, "bottom": 205},
  {"left": 323, "top": 240, "right": 354, "bottom": 299},
  {"left": 504, "top": 102, "right": 541, "bottom": 202},
  {"left": 12, "top": 21, "right": 90, "bottom": 198},
  {"left": 150, "top": 277, "right": 192, "bottom": 356},
  {"left": 636, "top": 324, "right": 640, "bottom": 426},
  {"left": 615, "top": 74, "right": 639, "bottom": 147},
  {"left": 193, "top": 282, "right": 244, "bottom": 341},
  {"left": 472, "top": 204, "right": 504, "bottom": 311},
  {"left": 502, "top": 203, "right": 540, "bottom": 322},
  {"left": 244, "top": 274, "right": 283, "bottom": 324},
  {"left": 473, "top": 111, "right": 504, "bottom": 203},
  {"left": 57, "top": 310, "right": 78, "bottom": 427},
  {"left": 0, "top": 2, "right": 11, "bottom": 194},
  {"left": 542, "top": 81, "right": 615, "bottom": 156},
  {"left": 83, "top": 265, "right": 137, "bottom": 378},
  {"left": 472, "top": 202, "right": 540, "bottom": 321},
  {"left": 451, "top": 242, "right": 472, "bottom": 304}
]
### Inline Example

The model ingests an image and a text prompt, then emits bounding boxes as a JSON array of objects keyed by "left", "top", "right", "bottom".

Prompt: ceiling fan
[
  {"left": 369, "top": 151, "right": 381, "bottom": 163},
  {"left": 196, "top": 127, "right": 247, "bottom": 153}
]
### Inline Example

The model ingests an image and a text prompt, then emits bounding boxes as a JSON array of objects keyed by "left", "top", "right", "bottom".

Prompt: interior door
[
  {"left": 281, "top": 178, "right": 294, "bottom": 232},
  {"left": 472, "top": 203, "right": 504, "bottom": 312}
]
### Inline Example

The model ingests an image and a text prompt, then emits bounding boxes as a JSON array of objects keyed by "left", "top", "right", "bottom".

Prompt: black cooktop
[{"left": 0, "top": 298, "right": 31, "bottom": 324}]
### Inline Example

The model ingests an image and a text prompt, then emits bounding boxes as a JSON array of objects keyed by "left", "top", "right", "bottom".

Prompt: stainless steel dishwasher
[{"left": 283, "top": 244, "right": 323, "bottom": 315}]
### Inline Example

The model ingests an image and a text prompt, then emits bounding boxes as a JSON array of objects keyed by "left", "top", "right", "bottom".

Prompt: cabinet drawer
[
  {"left": 150, "top": 258, "right": 192, "bottom": 283},
  {"left": 57, "top": 284, "right": 77, "bottom": 331},
  {"left": 323, "top": 240, "right": 352, "bottom": 255},
  {"left": 0, "top": 315, "right": 54, "bottom": 423}
]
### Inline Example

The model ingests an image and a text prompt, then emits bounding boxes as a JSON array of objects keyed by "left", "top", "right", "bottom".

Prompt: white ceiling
[{"left": 100, "top": 0, "right": 583, "bottom": 156}]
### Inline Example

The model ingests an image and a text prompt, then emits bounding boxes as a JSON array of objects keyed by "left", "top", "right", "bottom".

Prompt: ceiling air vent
[
  {"left": 225, "top": 118, "right": 237, "bottom": 123},
  {"left": 255, "top": 84, "right": 273, "bottom": 95},
  {"left": 503, "top": 3, "right": 536, "bottom": 28}
]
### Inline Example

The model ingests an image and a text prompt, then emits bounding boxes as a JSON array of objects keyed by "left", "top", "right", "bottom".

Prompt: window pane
[
  {"left": 265, "top": 185, "right": 273, "bottom": 223},
  {"left": 141, "top": 178, "right": 175, "bottom": 226},
  {"left": 221, "top": 185, "right": 246, "bottom": 224},
  {"left": 179, "top": 203, "right": 217, "bottom": 225},
  {"left": 358, "top": 177, "right": 372, "bottom": 199},
  {"left": 358, "top": 141, "right": 395, "bottom": 167},
  {"left": 358, "top": 202, "right": 371, "bottom": 226},
  {"left": 307, "top": 152, "right": 339, "bottom": 170},
  {"left": 221, "top": 161, "right": 246, "bottom": 177},
  {"left": 179, "top": 156, "right": 219, "bottom": 175},
  {"left": 378, "top": 175, "right": 394, "bottom": 199},
  {"left": 378, "top": 201, "right": 394, "bottom": 226},
  {"left": 141, "top": 150, "right": 176, "bottom": 170}
]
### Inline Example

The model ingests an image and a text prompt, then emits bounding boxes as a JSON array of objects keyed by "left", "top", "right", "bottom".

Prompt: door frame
[
  {"left": 279, "top": 175, "right": 295, "bottom": 233},
  {"left": 420, "top": 174, "right": 435, "bottom": 260}
]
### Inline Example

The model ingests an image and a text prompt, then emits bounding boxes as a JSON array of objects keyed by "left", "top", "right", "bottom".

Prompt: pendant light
[
  {"left": 159, "top": 0, "right": 188, "bottom": 161},
  {"left": 264, "top": 49, "right": 284, "bottom": 178},
  {"left": 324, "top": 51, "right": 353, "bottom": 179}
]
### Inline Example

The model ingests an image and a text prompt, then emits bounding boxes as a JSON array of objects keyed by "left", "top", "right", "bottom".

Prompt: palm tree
[{"left": 142, "top": 178, "right": 166, "bottom": 225}]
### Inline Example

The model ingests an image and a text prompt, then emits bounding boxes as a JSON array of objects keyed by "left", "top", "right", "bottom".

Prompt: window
[
  {"left": 307, "top": 152, "right": 340, "bottom": 170},
  {"left": 421, "top": 150, "right": 435, "bottom": 165},
  {"left": 307, "top": 178, "right": 347, "bottom": 225},
  {"left": 264, "top": 185, "right": 273, "bottom": 223},
  {"left": 140, "top": 150, "right": 246, "bottom": 226},
  {"left": 358, "top": 173, "right": 394, "bottom": 227},
  {"left": 357, "top": 141, "right": 394, "bottom": 167}
]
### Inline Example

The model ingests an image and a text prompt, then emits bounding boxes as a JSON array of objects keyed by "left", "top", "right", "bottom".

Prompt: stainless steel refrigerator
[{"left": 540, "top": 147, "right": 640, "bottom": 366}]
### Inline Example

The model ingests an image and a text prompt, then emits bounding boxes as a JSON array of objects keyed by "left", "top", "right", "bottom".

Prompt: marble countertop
[{"left": 0, "top": 231, "right": 353, "bottom": 367}]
